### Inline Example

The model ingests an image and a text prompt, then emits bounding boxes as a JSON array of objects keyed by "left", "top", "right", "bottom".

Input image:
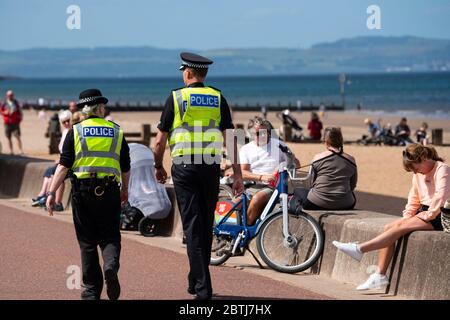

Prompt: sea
[{"left": 1, "top": 72, "right": 449, "bottom": 118}]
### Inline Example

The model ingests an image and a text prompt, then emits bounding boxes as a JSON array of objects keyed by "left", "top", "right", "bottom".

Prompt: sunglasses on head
[{"left": 403, "top": 150, "right": 412, "bottom": 160}]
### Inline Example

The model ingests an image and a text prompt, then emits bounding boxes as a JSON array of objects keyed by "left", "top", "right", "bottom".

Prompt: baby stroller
[
  {"left": 120, "top": 143, "right": 171, "bottom": 237},
  {"left": 277, "top": 109, "right": 303, "bottom": 141}
]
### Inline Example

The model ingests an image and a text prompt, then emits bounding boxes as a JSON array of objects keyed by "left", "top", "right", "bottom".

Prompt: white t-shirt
[{"left": 239, "top": 138, "right": 288, "bottom": 174}]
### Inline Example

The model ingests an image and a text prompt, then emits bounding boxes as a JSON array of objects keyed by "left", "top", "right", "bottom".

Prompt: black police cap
[
  {"left": 179, "top": 52, "right": 213, "bottom": 70},
  {"left": 77, "top": 88, "right": 108, "bottom": 107}
]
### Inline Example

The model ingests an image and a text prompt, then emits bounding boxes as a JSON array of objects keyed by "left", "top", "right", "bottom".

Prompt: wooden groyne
[{"left": 21, "top": 100, "right": 344, "bottom": 112}]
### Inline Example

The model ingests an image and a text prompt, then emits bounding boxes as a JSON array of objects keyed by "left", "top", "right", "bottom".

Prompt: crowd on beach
[
  {"left": 1, "top": 88, "right": 449, "bottom": 293},
  {"left": 362, "top": 116, "right": 431, "bottom": 146}
]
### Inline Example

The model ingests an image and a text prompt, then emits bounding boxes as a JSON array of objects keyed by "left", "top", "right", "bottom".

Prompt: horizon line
[{"left": 1, "top": 34, "right": 449, "bottom": 52}]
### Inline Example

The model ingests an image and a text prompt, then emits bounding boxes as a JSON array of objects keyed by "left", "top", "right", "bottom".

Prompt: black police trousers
[
  {"left": 172, "top": 163, "right": 220, "bottom": 299},
  {"left": 71, "top": 180, "right": 121, "bottom": 299}
]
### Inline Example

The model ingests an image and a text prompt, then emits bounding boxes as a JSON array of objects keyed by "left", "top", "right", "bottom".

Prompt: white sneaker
[
  {"left": 332, "top": 241, "right": 363, "bottom": 261},
  {"left": 356, "top": 273, "right": 389, "bottom": 291}
]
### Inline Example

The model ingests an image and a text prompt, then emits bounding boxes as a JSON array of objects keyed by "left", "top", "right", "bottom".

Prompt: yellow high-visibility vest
[
  {"left": 169, "top": 86, "right": 223, "bottom": 158},
  {"left": 72, "top": 117, "right": 123, "bottom": 182}
]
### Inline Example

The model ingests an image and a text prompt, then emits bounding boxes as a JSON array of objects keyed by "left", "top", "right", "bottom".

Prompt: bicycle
[{"left": 211, "top": 146, "right": 324, "bottom": 274}]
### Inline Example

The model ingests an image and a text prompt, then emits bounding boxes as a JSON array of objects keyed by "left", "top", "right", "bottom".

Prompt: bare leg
[
  {"left": 247, "top": 191, "right": 271, "bottom": 225},
  {"left": 377, "top": 245, "right": 395, "bottom": 274},
  {"left": 7, "top": 137, "right": 13, "bottom": 154},
  {"left": 37, "top": 177, "right": 52, "bottom": 197},
  {"left": 16, "top": 135, "right": 23, "bottom": 154},
  {"left": 359, "top": 217, "right": 434, "bottom": 274}
]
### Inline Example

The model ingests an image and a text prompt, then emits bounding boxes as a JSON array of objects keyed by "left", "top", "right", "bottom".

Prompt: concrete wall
[
  {"left": 0, "top": 155, "right": 70, "bottom": 204},
  {"left": 158, "top": 185, "right": 183, "bottom": 238},
  {"left": 1, "top": 154, "right": 449, "bottom": 299},
  {"left": 306, "top": 210, "right": 450, "bottom": 300},
  {"left": 0, "top": 154, "right": 181, "bottom": 236}
]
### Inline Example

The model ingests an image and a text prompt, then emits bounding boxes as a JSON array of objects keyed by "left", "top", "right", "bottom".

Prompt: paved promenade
[{"left": 0, "top": 203, "right": 328, "bottom": 300}]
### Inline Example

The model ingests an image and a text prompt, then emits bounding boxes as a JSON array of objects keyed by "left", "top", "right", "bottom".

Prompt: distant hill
[{"left": 1, "top": 36, "right": 449, "bottom": 78}]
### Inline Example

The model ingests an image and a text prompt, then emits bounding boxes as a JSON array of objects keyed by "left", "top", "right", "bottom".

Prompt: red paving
[{"left": 0, "top": 204, "right": 329, "bottom": 300}]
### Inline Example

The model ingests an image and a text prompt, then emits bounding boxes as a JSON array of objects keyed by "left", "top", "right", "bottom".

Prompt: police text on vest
[
  {"left": 190, "top": 94, "right": 219, "bottom": 108},
  {"left": 83, "top": 126, "right": 115, "bottom": 137}
]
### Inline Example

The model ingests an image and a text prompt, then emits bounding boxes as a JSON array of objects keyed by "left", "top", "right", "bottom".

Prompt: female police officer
[
  {"left": 153, "top": 52, "right": 244, "bottom": 300},
  {"left": 46, "top": 89, "right": 130, "bottom": 300}
]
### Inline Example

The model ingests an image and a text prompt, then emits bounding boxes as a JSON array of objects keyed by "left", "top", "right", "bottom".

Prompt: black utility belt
[
  {"left": 75, "top": 177, "right": 117, "bottom": 185},
  {"left": 73, "top": 177, "right": 119, "bottom": 196},
  {"left": 172, "top": 155, "right": 220, "bottom": 165}
]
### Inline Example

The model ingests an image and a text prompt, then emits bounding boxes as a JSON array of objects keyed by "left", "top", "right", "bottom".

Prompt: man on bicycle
[{"left": 239, "top": 117, "right": 300, "bottom": 225}]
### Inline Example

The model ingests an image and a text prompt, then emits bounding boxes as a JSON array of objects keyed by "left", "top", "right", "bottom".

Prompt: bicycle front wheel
[{"left": 256, "top": 211, "right": 324, "bottom": 273}]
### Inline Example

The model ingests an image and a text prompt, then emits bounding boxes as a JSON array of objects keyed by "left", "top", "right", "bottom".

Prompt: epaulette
[{"left": 172, "top": 87, "right": 185, "bottom": 92}]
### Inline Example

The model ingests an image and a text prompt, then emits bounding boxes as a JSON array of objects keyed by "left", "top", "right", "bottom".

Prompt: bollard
[
  {"left": 142, "top": 124, "right": 151, "bottom": 147},
  {"left": 432, "top": 129, "right": 443, "bottom": 146},
  {"left": 282, "top": 125, "right": 292, "bottom": 142},
  {"left": 49, "top": 132, "right": 61, "bottom": 154}
]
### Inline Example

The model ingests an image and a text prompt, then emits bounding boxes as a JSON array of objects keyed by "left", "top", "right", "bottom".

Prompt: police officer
[
  {"left": 154, "top": 52, "right": 244, "bottom": 300},
  {"left": 46, "top": 89, "right": 130, "bottom": 300}
]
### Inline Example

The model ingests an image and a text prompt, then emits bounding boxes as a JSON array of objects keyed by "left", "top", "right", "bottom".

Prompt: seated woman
[
  {"left": 294, "top": 126, "right": 357, "bottom": 210},
  {"left": 31, "top": 110, "right": 74, "bottom": 210},
  {"left": 333, "top": 144, "right": 449, "bottom": 290}
]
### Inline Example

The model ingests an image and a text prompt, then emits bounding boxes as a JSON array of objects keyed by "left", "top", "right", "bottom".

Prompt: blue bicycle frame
[{"left": 213, "top": 168, "right": 290, "bottom": 253}]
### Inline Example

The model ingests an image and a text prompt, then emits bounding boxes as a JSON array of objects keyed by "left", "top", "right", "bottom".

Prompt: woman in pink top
[{"left": 333, "top": 143, "right": 449, "bottom": 290}]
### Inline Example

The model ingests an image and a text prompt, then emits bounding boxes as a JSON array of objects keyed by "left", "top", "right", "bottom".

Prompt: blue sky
[{"left": 1, "top": 0, "right": 450, "bottom": 50}]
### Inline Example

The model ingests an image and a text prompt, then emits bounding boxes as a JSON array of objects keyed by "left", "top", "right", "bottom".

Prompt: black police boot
[
  {"left": 104, "top": 269, "right": 121, "bottom": 300},
  {"left": 194, "top": 294, "right": 212, "bottom": 300},
  {"left": 80, "top": 281, "right": 102, "bottom": 300},
  {"left": 187, "top": 276, "right": 196, "bottom": 295},
  {"left": 81, "top": 289, "right": 100, "bottom": 300},
  {"left": 187, "top": 287, "right": 196, "bottom": 295}
]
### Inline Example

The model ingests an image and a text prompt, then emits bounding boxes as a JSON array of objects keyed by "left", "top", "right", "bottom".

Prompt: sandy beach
[{"left": 2, "top": 109, "right": 449, "bottom": 215}]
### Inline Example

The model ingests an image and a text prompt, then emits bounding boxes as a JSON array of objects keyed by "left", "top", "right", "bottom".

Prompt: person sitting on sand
[
  {"left": 415, "top": 122, "right": 429, "bottom": 145},
  {"left": 394, "top": 117, "right": 413, "bottom": 145},
  {"left": 333, "top": 143, "right": 449, "bottom": 291},
  {"left": 307, "top": 112, "right": 323, "bottom": 141},
  {"left": 364, "top": 118, "right": 381, "bottom": 139},
  {"left": 292, "top": 127, "right": 357, "bottom": 210}
]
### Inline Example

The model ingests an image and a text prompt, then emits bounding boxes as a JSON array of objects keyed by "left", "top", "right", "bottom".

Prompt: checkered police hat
[
  {"left": 76, "top": 88, "right": 108, "bottom": 108},
  {"left": 179, "top": 52, "right": 213, "bottom": 70}
]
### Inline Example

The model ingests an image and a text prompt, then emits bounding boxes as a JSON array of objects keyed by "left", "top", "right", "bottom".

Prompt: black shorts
[
  {"left": 416, "top": 205, "right": 443, "bottom": 231},
  {"left": 43, "top": 165, "right": 57, "bottom": 178},
  {"left": 4, "top": 123, "right": 21, "bottom": 139}
]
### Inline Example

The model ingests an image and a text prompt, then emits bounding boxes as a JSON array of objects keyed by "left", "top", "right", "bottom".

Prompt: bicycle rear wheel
[{"left": 256, "top": 210, "right": 323, "bottom": 273}]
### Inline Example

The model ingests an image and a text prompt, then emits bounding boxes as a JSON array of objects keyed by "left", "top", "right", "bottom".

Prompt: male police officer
[
  {"left": 46, "top": 89, "right": 130, "bottom": 300},
  {"left": 154, "top": 52, "right": 244, "bottom": 300}
]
